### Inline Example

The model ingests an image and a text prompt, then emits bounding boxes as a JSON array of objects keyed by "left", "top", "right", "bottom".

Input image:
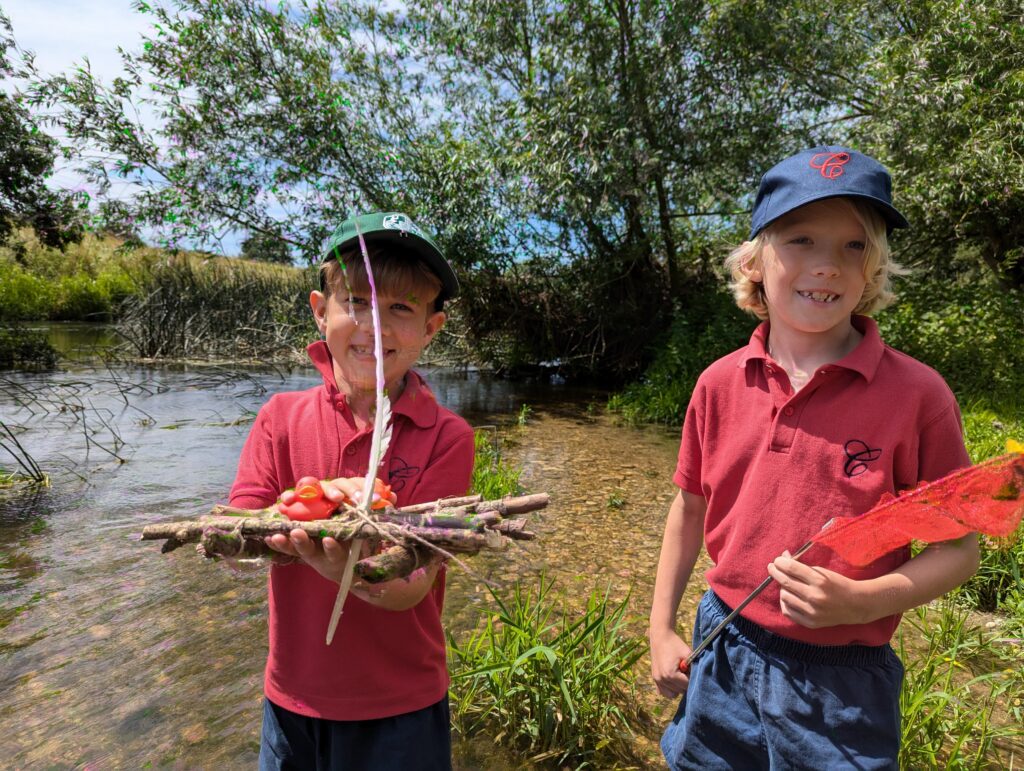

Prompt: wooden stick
[{"left": 141, "top": 493, "right": 547, "bottom": 553}]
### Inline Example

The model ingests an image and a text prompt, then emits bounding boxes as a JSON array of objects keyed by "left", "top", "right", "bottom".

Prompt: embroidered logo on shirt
[
  {"left": 810, "top": 152, "right": 850, "bottom": 179},
  {"left": 388, "top": 455, "right": 421, "bottom": 491},
  {"left": 844, "top": 439, "right": 882, "bottom": 477}
]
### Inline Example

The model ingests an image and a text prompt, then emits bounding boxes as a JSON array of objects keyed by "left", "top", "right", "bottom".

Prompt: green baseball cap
[{"left": 319, "top": 211, "right": 459, "bottom": 300}]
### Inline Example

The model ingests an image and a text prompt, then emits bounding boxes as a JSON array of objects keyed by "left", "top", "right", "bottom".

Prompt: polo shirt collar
[
  {"left": 737, "top": 315, "right": 884, "bottom": 382},
  {"left": 306, "top": 341, "right": 439, "bottom": 428}
]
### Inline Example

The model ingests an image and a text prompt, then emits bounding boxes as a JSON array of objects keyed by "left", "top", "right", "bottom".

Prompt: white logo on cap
[{"left": 382, "top": 214, "right": 425, "bottom": 238}]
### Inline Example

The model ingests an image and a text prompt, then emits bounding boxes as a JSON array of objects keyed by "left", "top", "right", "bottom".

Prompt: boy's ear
[
  {"left": 739, "top": 245, "right": 763, "bottom": 282},
  {"left": 422, "top": 310, "right": 446, "bottom": 345},
  {"left": 309, "top": 290, "right": 328, "bottom": 335}
]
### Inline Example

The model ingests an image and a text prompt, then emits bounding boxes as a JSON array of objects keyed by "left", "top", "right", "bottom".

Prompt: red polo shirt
[
  {"left": 675, "top": 316, "right": 970, "bottom": 646},
  {"left": 230, "top": 341, "right": 475, "bottom": 720}
]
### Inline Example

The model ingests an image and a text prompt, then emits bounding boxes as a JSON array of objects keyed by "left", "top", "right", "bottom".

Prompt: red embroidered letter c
[{"left": 810, "top": 152, "right": 850, "bottom": 179}]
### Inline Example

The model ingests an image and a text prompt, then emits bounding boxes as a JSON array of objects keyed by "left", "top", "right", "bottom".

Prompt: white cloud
[{"left": 4, "top": 0, "right": 151, "bottom": 83}]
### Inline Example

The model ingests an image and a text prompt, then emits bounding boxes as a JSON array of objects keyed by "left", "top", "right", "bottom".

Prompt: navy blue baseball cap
[{"left": 748, "top": 146, "right": 910, "bottom": 240}]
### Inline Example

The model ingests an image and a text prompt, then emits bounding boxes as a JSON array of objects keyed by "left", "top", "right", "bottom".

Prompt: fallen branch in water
[{"left": 140, "top": 493, "right": 547, "bottom": 582}]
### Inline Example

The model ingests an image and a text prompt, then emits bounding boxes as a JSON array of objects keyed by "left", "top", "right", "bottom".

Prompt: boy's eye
[
  {"left": 345, "top": 296, "right": 368, "bottom": 306},
  {"left": 391, "top": 303, "right": 413, "bottom": 312},
  {"left": 847, "top": 241, "right": 866, "bottom": 250},
  {"left": 788, "top": 236, "right": 811, "bottom": 245}
]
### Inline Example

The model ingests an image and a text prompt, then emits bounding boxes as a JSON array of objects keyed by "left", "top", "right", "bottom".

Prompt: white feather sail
[{"left": 326, "top": 219, "right": 393, "bottom": 645}]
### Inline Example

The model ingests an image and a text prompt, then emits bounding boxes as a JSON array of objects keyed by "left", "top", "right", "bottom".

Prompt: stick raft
[{"left": 140, "top": 493, "right": 547, "bottom": 583}]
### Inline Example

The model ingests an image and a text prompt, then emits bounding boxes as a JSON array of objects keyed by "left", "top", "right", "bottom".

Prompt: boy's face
[
  {"left": 310, "top": 283, "right": 445, "bottom": 392},
  {"left": 748, "top": 198, "right": 868, "bottom": 340}
]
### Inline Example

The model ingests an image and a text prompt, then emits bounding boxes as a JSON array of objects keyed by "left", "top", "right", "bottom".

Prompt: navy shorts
[
  {"left": 259, "top": 695, "right": 452, "bottom": 771},
  {"left": 661, "top": 590, "right": 903, "bottom": 770}
]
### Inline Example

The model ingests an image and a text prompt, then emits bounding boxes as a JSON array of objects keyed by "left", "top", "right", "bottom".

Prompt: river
[{"left": 1, "top": 325, "right": 691, "bottom": 769}]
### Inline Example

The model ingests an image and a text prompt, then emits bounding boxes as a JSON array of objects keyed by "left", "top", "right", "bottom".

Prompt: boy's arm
[
  {"left": 769, "top": 534, "right": 980, "bottom": 628},
  {"left": 649, "top": 489, "right": 707, "bottom": 698}
]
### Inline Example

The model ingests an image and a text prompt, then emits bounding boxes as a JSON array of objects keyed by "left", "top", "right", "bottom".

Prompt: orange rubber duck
[{"left": 277, "top": 477, "right": 397, "bottom": 521}]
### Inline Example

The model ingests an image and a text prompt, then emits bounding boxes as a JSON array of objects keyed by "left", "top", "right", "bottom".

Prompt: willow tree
[
  {"left": 851, "top": 0, "right": 1024, "bottom": 288},
  {"left": 23, "top": 0, "right": 497, "bottom": 263},
  {"left": 401, "top": 0, "right": 876, "bottom": 375},
  {"left": 26, "top": 0, "right": 879, "bottom": 376}
]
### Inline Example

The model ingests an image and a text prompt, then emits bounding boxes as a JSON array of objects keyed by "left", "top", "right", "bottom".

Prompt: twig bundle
[{"left": 140, "top": 492, "right": 547, "bottom": 583}]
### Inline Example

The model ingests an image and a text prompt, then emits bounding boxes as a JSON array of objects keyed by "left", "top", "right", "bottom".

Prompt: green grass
[
  {"left": 447, "top": 575, "right": 648, "bottom": 769},
  {"left": 470, "top": 428, "right": 523, "bottom": 500},
  {"left": 898, "top": 600, "right": 1023, "bottom": 770}
]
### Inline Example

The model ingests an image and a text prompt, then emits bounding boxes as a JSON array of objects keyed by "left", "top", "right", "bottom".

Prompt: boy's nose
[{"left": 811, "top": 247, "right": 842, "bottom": 277}]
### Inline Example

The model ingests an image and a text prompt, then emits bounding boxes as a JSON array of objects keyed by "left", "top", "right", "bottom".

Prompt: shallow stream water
[{"left": 1, "top": 326, "right": 693, "bottom": 769}]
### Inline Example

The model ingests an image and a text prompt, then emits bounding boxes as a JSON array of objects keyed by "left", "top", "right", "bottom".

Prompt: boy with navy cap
[
  {"left": 230, "top": 212, "right": 474, "bottom": 770},
  {"left": 649, "top": 147, "right": 979, "bottom": 769}
]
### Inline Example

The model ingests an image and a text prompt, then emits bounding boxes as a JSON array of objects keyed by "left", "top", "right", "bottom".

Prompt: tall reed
[
  {"left": 116, "top": 254, "right": 313, "bottom": 360},
  {"left": 0, "top": 421, "right": 48, "bottom": 486}
]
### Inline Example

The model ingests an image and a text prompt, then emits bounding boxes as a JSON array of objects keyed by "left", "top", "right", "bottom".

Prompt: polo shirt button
[
  {"left": 344, "top": 445, "right": 357, "bottom": 456},
  {"left": 765, "top": 365, "right": 774, "bottom": 374},
  {"left": 783, "top": 406, "right": 794, "bottom": 416}
]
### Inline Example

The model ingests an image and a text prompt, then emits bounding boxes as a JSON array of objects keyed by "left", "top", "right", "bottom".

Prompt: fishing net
[{"left": 812, "top": 451, "right": 1024, "bottom": 567}]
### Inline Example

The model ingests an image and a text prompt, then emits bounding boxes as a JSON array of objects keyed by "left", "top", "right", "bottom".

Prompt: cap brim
[
  {"left": 750, "top": 193, "right": 910, "bottom": 240},
  {"left": 322, "top": 230, "right": 460, "bottom": 300}
]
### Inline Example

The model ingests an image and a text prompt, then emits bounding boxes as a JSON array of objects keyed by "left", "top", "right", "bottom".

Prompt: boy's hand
[
  {"left": 319, "top": 476, "right": 366, "bottom": 507},
  {"left": 319, "top": 476, "right": 397, "bottom": 510},
  {"left": 263, "top": 529, "right": 359, "bottom": 584},
  {"left": 649, "top": 629, "right": 692, "bottom": 699},
  {"left": 769, "top": 551, "right": 865, "bottom": 628}
]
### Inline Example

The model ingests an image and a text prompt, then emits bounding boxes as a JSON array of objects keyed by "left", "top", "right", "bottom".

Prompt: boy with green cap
[{"left": 229, "top": 212, "right": 475, "bottom": 770}]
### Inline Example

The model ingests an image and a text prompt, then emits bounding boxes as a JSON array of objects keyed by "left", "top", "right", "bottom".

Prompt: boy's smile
[
  {"left": 749, "top": 198, "right": 868, "bottom": 349},
  {"left": 310, "top": 287, "right": 445, "bottom": 400}
]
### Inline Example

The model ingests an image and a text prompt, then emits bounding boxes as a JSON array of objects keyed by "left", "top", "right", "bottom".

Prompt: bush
[
  {"left": 0, "top": 263, "right": 52, "bottom": 321},
  {"left": 0, "top": 231, "right": 151, "bottom": 322},
  {"left": 876, "top": 274, "right": 1024, "bottom": 407},
  {"left": 607, "top": 279, "right": 754, "bottom": 425}
]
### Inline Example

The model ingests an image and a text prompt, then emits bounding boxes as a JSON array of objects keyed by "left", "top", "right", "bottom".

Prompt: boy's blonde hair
[
  {"left": 725, "top": 198, "right": 906, "bottom": 320},
  {"left": 320, "top": 246, "right": 444, "bottom": 312}
]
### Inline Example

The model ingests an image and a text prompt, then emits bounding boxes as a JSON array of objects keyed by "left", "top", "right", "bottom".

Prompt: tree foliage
[
  {"left": 22, "top": 0, "right": 1024, "bottom": 374},
  {"left": 242, "top": 232, "right": 293, "bottom": 264},
  {"left": 852, "top": 0, "right": 1024, "bottom": 288},
  {"left": 0, "top": 13, "right": 84, "bottom": 250}
]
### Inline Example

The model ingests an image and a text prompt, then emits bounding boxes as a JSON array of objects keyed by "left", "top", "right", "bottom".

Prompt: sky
[
  {"left": 4, "top": 1, "right": 149, "bottom": 83},
  {"left": 4, "top": 0, "right": 246, "bottom": 254}
]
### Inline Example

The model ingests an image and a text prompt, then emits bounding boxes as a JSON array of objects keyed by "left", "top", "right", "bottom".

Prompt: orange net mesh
[{"left": 811, "top": 452, "right": 1024, "bottom": 567}]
